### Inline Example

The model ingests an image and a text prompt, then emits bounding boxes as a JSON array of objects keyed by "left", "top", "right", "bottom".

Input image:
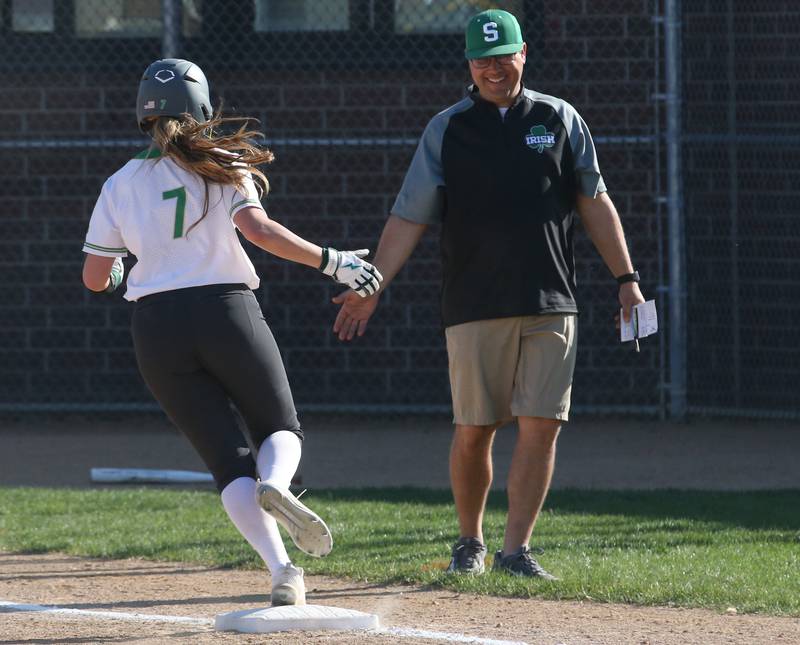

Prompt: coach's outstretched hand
[
  {"left": 332, "top": 289, "right": 380, "bottom": 341},
  {"left": 319, "top": 248, "right": 383, "bottom": 297}
]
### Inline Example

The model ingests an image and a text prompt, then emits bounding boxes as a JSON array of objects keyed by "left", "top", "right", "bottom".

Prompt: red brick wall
[{"left": 9, "top": 1, "right": 766, "bottom": 413}]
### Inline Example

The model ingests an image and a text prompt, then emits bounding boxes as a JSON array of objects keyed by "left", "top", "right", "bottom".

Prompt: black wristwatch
[{"left": 616, "top": 271, "right": 640, "bottom": 285}]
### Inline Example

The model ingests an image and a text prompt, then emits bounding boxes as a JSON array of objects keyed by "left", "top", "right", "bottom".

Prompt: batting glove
[
  {"left": 319, "top": 248, "right": 383, "bottom": 297},
  {"left": 104, "top": 257, "right": 125, "bottom": 294}
]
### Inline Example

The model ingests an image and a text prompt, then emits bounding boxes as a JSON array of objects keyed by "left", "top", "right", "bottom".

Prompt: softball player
[{"left": 81, "top": 58, "right": 382, "bottom": 606}]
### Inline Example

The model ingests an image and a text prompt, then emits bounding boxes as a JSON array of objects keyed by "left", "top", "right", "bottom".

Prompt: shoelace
[
  {"left": 275, "top": 565, "right": 303, "bottom": 586},
  {"left": 454, "top": 541, "right": 485, "bottom": 568},
  {"left": 512, "top": 548, "right": 546, "bottom": 575}
]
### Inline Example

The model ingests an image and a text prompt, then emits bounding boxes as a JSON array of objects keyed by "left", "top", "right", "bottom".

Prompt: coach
[{"left": 333, "top": 9, "right": 644, "bottom": 578}]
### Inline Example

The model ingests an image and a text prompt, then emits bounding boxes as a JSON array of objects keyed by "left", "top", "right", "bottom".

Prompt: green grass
[{"left": 0, "top": 487, "right": 798, "bottom": 615}]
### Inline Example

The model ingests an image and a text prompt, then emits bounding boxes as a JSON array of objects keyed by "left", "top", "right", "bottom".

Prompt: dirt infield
[
  {"left": 1, "top": 414, "right": 799, "bottom": 643},
  {"left": 2, "top": 552, "right": 799, "bottom": 645}
]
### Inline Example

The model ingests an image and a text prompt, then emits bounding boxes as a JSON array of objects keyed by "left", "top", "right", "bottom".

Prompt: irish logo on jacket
[{"left": 525, "top": 125, "right": 555, "bottom": 153}]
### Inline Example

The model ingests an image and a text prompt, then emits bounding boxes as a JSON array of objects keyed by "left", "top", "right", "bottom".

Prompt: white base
[{"left": 214, "top": 604, "right": 380, "bottom": 633}]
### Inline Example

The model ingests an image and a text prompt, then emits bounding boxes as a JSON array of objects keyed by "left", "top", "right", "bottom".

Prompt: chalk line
[{"left": 1, "top": 599, "right": 531, "bottom": 644}]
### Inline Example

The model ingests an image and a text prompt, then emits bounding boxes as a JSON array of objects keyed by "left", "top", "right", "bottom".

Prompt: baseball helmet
[{"left": 136, "top": 58, "right": 212, "bottom": 132}]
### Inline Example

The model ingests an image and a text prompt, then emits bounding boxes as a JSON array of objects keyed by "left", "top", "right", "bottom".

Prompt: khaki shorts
[{"left": 445, "top": 314, "right": 578, "bottom": 425}]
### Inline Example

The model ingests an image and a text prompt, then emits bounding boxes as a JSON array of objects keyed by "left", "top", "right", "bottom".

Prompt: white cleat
[
  {"left": 256, "top": 481, "right": 333, "bottom": 557},
  {"left": 270, "top": 563, "right": 306, "bottom": 607}
]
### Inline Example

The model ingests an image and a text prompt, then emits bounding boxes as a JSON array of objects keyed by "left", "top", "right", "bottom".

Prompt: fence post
[
  {"left": 162, "top": 0, "right": 182, "bottom": 59},
  {"left": 665, "top": 0, "right": 686, "bottom": 419},
  {"left": 726, "top": 0, "right": 741, "bottom": 408}
]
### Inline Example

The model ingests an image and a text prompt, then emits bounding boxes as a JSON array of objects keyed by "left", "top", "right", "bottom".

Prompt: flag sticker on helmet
[
  {"left": 155, "top": 69, "right": 176, "bottom": 83},
  {"left": 144, "top": 100, "right": 155, "bottom": 110}
]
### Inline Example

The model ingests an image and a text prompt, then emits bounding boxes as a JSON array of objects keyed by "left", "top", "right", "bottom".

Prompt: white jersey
[{"left": 82, "top": 149, "right": 262, "bottom": 301}]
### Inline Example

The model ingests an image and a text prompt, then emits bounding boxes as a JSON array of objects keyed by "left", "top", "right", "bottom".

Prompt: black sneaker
[
  {"left": 492, "top": 546, "right": 558, "bottom": 580},
  {"left": 446, "top": 537, "right": 487, "bottom": 574}
]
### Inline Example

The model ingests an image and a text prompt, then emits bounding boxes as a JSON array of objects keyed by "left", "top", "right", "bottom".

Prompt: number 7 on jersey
[{"left": 162, "top": 186, "right": 186, "bottom": 238}]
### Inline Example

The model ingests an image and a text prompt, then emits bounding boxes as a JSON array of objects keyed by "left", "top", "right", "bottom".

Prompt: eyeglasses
[{"left": 469, "top": 53, "right": 520, "bottom": 69}]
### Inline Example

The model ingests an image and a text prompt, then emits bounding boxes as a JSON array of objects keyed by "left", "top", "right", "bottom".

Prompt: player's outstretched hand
[
  {"left": 332, "top": 289, "right": 380, "bottom": 341},
  {"left": 319, "top": 248, "right": 383, "bottom": 297}
]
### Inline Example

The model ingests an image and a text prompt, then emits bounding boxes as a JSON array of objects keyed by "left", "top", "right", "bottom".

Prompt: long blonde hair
[{"left": 144, "top": 111, "right": 274, "bottom": 234}]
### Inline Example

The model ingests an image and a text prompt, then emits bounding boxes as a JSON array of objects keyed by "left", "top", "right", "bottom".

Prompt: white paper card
[
  {"left": 620, "top": 299, "right": 658, "bottom": 342},
  {"left": 635, "top": 299, "right": 658, "bottom": 337}
]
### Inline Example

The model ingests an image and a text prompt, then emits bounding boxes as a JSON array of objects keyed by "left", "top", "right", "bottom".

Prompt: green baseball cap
[{"left": 465, "top": 9, "right": 524, "bottom": 60}]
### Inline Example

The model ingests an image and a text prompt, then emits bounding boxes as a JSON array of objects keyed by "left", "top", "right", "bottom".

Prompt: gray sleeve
[
  {"left": 562, "top": 105, "right": 606, "bottom": 198},
  {"left": 530, "top": 90, "right": 608, "bottom": 198},
  {"left": 390, "top": 115, "right": 448, "bottom": 225}
]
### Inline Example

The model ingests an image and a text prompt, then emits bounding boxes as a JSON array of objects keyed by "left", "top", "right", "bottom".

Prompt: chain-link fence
[
  {"left": 0, "top": 1, "right": 796, "bottom": 419},
  {"left": 681, "top": 0, "right": 800, "bottom": 419}
]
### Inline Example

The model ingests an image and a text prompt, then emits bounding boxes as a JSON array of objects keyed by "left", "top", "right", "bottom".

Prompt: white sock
[
  {"left": 257, "top": 430, "right": 302, "bottom": 488},
  {"left": 220, "top": 476, "right": 290, "bottom": 575}
]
